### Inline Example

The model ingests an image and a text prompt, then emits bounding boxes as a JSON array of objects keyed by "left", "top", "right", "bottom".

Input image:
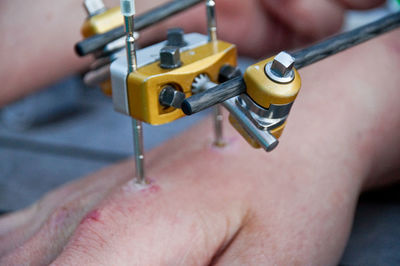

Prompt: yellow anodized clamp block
[
  {"left": 127, "top": 41, "right": 237, "bottom": 125},
  {"left": 244, "top": 56, "right": 301, "bottom": 109},
  {"left": 81, "top": 7, "right": 123, "bottom": 37},
  {"left": 80, "top": 7, "right": 123, "bottom": 95}
]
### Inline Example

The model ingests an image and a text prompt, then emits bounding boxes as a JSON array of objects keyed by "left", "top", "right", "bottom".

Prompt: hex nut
[
  {"left": 159, "top": 86, "right": 185, "bottom": 108},
  {"left": 160, "top": 46, "right": 182, "bottom": 69},
  {"left": 271, "top": 51, "right": 295, "bottom": 77},
  {"left": 265, "top": 51, "right": 296, "bottom": 83}
]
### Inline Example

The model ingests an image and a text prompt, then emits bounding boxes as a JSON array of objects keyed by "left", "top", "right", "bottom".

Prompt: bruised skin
[{"left": 1, "top": 31, "right": 400, "bottom": 265}]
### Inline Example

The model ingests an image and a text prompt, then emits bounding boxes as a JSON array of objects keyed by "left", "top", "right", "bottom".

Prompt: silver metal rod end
[{"left": 213, "top": 105, "right": 226, "bottom": 147}]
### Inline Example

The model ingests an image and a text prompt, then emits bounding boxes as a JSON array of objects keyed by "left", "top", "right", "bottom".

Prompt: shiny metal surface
[
  {"left": 111, "top": 33, "right": 208, "bottom": 116},
  {"left": 84, "top": 0, "right": 106, "bottom": 17},
  {"left": 124, "top": 15, "right": 138, "bottom": 72},
  {"left": 121, "top": 0, "right": 146, "bottom": 184},
  {"left": 190, "top": 76, "right": 284, "bottom": 150},
  {"left": 223, "top": 97, "right": 278, "bottom": 152},
  {"left": 271, "top": 51, "right": 295, "bottom": 77},
  {"left": 84, "top": 64, "right": 110, "bottom": 86},
  {"left": 206, "top": 0, "right": 217, "bottom": 42},
  {"left": 103, "top": 36, "right": 127, "bottom": 55},
  {"left": 237, "top": 94, "right": 292, "bottom": 131},
  {"left": 111, "top": 53, "right": 130, "bottom": 114},
  {"left": 265, "top": 52, "right": 295, "bottom": 84},
  {"left": 191, "top": 74, "right": 212, "bottom": 94},
  {"left": 213, "top": 105, "right": 225, "bottom": 147},
  {"left": 132, "top": 119, "right": 146, "bottom": 184},
  {"left": 160, "top": 46, "right": 182, "bottom": 69},
  {"left": 159, "top": 86, "right": 186, "bottom": 108},
  {"left": 206, "top": 0, "right": 222, "bottom": 144}
]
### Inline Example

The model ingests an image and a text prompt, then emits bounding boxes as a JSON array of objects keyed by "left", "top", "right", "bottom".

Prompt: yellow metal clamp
[
  {"left": 77, "top": 0, "right": 301, "bottom": 183},
  {"left": 127, "top": 41, "right": 236, "bottom": 125},
  {"left": 229, "top": 53, "right": 301, "bottom": 150},
  {"left": 81, "top": 7, "right": 123, "bottom": 37},
  {"left": 80, "top": 6, "right": 124, "bottom": 96},
  {"left": 80, "top": 3, "right": 237, "bottom": 126},
  {"left": 244, "top": 57, "right": 301, "bottom": 109}
]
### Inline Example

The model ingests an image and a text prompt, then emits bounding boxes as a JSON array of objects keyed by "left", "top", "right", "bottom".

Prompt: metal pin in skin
[
  {"left": 120, "top": 0, "right": 146, "bottom": 184},
  {"left": 206, "top": 0, "right": 224, "bottom": 147}
]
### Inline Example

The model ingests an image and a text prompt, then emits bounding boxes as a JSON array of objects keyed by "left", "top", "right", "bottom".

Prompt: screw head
[
  {"left": 166, "top": 28, "right": 186, "bottom": 47},
  {"left": 265, "top": 51, "right": 295, "bottom": 83},
  {"left": 160, "top": 46, "right": 182, "bottom": 69},
  {"left": 159, "top": 86, "right": 185, "bottom": 108}
]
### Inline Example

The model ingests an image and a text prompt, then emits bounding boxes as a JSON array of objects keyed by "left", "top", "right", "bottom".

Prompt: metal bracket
[{"left": 110, "top": 33, "right": 209, "bottom": 115}]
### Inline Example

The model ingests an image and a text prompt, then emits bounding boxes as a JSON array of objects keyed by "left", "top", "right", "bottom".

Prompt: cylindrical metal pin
[
  {"left": 206, "top": 0, "right": 217, "bottom": 42},
  {"left": 206, "top": 0, "right": 224, "bottom": 146},
  {"left": 121, "top": 0, "right": 146, "bottom": 184},
  {"left": 213, "top": 105, "right": 225, "bottom": 147},
  {"left": 132, "top": 119, "right": 146, "bottom": 182}
]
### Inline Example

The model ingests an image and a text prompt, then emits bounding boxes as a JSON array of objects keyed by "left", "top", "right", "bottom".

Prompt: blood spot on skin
[
  {"left": 80, "top": 209, "right": 102, "bottom": 225},
  {"left": 147, "top": 185, "right": 160, "bottom": 194}
]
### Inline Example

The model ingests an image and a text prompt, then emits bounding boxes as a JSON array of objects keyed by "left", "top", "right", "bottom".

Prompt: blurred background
[{"left": 0, "top": 1, "right": 399, "bottom": 265}]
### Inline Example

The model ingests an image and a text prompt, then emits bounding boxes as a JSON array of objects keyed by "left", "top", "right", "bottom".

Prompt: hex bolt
[
  {"left": 159, "top": 86, "right": 186, "bottom": 108},
  {"left": 166, "top": 28, "right": 186, "bottom": 47},
  {"left": 83, "top": 0, "right": 106, "bottom": 17},
  {"left": 265, "top": 51, "right": 296, "bottom": 84},
  {"left": 160, "top": 46, "right": 182, "bottom": 69}
]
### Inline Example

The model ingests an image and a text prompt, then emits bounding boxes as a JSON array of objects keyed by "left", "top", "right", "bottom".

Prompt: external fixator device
[{"left": 76, "top": 0, "right": 400, "bottom": 184}]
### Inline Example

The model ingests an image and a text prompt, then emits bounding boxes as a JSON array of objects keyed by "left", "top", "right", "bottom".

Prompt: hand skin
[
  {"left": 0, "top": 0, "right": 384, "bottom": 106},
  {"left": 0, "top": 31, "right": 399, "bottom": 265}
]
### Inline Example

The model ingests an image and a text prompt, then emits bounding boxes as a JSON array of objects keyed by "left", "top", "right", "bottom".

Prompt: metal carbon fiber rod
[
  {"left": 292, "top": 11, "right": 400, "bottom": 69},
  {"left": 181, "top": 11, "right": 400, "bottom": 116},
  {"left": 75, "top": 0, "right": 203, "bottom": 56},
  {"left": 206, "top": 0, "right": 224, "bottom": 147},
  {"left": 121, "top": 0, "right": 146, "bottom": 184}
]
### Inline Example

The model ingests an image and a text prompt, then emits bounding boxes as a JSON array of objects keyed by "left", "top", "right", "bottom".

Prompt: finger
[
  {"left": 0, "top": 161, "right": 132, "bottom": 264},
  {"left": 0, "top": 206, "right": 36, "bottom": 236}
]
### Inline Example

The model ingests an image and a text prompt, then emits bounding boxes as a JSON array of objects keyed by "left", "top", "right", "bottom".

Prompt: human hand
[
  {"left": 1, "top": 31, "right": 400, "bottom": 265},
  {"left": 141, "top": 0, "right": 385, "bottom": 57}
]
